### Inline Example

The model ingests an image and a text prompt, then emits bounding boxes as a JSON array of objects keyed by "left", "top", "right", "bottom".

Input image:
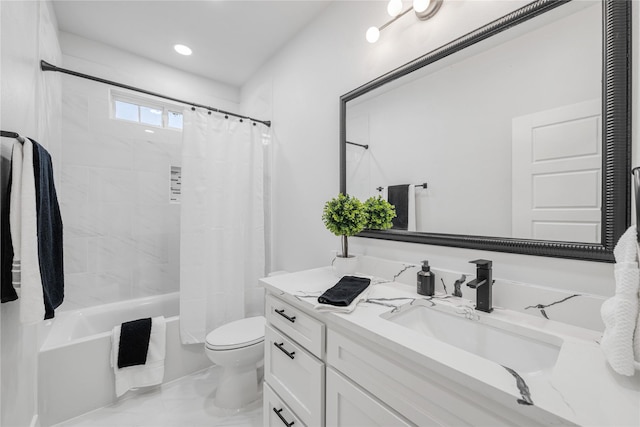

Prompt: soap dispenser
[{"left": 417, "top": 260, "right": 435, "bottom": 296}]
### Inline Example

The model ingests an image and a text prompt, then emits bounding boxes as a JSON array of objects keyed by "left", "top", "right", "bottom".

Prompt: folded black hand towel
[
  {"left": 388, "top": 184, "right": 409, "bottom": 230},
  {"left": 118, "top": 318, "right": 153, "bottom": 369},
  {"left": 318, "top": 276, "right": 371, "bottom": 307}
]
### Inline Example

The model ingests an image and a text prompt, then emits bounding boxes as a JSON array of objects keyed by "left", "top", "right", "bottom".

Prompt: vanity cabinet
[
  {"left": 264, "top": 295, "right": 325, "bottom": 426},
  {"left": 326, "top": 367, "right": 412, "bottom": 427},
  {"left": 326, "top": 329, "right": 533, "bottom": 426},
  {"left": 264, "top": 291, "right": 567, "bottom": 427}
]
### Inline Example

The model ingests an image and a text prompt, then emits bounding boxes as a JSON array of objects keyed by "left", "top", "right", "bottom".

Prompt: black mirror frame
[{"left": 340, "top": 0, "right": 631, "bottom": 263}]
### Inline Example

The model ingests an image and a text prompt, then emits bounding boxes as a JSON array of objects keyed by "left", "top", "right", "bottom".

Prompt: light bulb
[
  {"left": 387, "top": 0, "right": 403, "bottom": 17},
  {"left": 174, "top": 44, "right": 192, "bottom": 56},
  {"left": 366, "top": 26, "right": 380, "bottom": 44},
  {"left": 413, "top": 0, "right": 431, "bottom": 13}
]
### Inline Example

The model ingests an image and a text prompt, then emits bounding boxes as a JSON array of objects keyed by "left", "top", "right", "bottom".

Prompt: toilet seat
[{"left": 205, "top": 316, "right": 265, "bottom": 351}]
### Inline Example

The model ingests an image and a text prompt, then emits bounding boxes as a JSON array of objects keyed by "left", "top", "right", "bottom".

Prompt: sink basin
[{"left": 384, "top": 302, "right": 562, "bottom": 375}]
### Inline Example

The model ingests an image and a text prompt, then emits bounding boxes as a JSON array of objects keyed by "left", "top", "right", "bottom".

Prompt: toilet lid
[{"left": 205, "top": 316, "right": 265, "bottom": 350}]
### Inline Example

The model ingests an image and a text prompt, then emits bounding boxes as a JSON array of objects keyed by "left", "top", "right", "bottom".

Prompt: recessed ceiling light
[
  {"left": 174, "top": 44, "right": 192, "bottom": 56},
  {"left": 145, "top": 129, "right": 154, "bottom": 134}
]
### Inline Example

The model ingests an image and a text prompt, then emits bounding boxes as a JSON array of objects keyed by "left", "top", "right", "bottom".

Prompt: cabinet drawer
[
  {"left": 265, "top": 325, "right": 325, "bottom": 427},
  {"left": 266, "top": 294, "right": 325, "bottom": 358},
  {"left": 264, "top": 383, "right": 306, "bottom": 427},
  {"left": 326, "top": 367, "right": 413, "bottom": 427}
]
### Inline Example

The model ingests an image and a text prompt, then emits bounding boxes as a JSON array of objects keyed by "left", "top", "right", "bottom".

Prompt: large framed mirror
[{"left": 340, "top": 0, "right": 630, "bottom": 262}]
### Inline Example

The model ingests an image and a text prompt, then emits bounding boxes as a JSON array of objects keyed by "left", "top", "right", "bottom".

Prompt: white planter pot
[{"left": 333, "top": 255, "right": 358, "bottom": 277}]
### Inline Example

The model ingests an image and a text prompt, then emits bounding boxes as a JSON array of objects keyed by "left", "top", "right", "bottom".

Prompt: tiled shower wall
[{"left": 58, "top": 75, "right": 181, "bottom": 310}]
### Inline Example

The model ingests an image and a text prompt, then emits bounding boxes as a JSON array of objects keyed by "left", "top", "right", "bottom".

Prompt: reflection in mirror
[
  {"left": 341, "top": 0, "right": 631, "bottom": 262},
  {"left": 347, "top": 1, "right": 601, "bottom": 243}
]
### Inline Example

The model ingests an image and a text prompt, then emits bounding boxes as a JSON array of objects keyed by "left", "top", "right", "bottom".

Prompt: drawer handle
[
  {"left": 273, "top": 408, "right": 295, "bottom": 426},
  {"left": 274, "top": 342, "right": 296, "bottom": 359},
  {"left": 275, "top": 309, "right": 296, "bottom": 323}
]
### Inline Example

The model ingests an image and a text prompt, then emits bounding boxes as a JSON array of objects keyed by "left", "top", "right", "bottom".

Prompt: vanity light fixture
[
  {"left": 366, "top": 0, "right": 443, "bottom": 44},
  {"left": 174, "top": 44, "right": 192, "bottom": 56}
]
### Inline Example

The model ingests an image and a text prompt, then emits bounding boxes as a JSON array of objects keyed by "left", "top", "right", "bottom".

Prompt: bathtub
[{"left": 38, "top": 292, "right": 210, "bottom": 426}]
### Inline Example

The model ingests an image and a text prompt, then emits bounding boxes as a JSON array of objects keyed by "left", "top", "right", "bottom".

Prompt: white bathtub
[{"left": 38, "top": 292, "right": 210, "bottom": 426}]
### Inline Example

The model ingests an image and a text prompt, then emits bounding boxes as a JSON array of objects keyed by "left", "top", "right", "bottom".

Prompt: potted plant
[
  {"left": 364, "top": 195, "right": 396, "bottom": 231},
  {"left": 322, "top": 193, "right": 368, "bottom": 275}
]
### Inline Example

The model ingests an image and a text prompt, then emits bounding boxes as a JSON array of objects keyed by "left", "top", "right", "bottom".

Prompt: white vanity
[{"left": 260, "top": 261, "right": 640, "bottom": 427}]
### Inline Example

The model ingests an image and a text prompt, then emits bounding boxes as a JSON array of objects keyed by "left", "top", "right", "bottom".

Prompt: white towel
[
  {"left": 600, "top": 225, "right": 640, "bottom": 376},
  {"left": 9, "top": 141, "right": 23, "bottom": 287},
  {"left": 111, "top": 316, "right": 167, "bottom": 397},
  {"left": 408, "top": 185, "right": 416, "bottom": 232},
  {"left": 19, "top": 139, "right": 45, "bottom": 323},
  {"left": 313, "top": 287, "right": 371, "bottom": 314},
  {"left": 635, "top": 242, "right": 640, "bottom": 365}
]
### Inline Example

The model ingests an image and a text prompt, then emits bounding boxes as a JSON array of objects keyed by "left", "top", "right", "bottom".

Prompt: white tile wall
[{"left": 58, "top": 77, "right": 182, "bottom": 310}]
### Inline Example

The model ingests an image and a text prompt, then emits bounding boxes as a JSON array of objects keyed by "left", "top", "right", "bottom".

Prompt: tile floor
[{"left": 54, "top": 367, "right": 262, "bottom": 427}]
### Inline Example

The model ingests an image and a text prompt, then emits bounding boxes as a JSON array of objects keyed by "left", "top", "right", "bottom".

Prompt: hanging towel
[
  {"left": 635, "top": 241, "right": 640, "bottom": 365},
  {"left": 408, "top": 185, "right": 416, "bottom": 232},
  {"left": 9, "top": 141, "right": 23, "bottom": 288},
  {"left": 111, "top": 316, "right": 166, "bottom": 397},
  {"left": 1, "top": 142, "right": 17, "bottom": 302},
  {"left": 32, "top": 140, "right": 64, "bottom": 319},
  {"left": 388, "top": 185, "right": 409, "bottom": 230},
  {"left": 387, "top": 184, "right": 416, "bottom": 231},
  {"left": 19, "top": 139, "right": 45, "bottom": 323},
  {"left": 600, "top": 225, "right": 640, "bottom": 376},
  {"left": 117, "top": 318, "right": 153, "bottom": 368}
]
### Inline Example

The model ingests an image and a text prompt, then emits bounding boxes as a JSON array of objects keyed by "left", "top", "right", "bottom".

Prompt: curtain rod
[{"left": 40, "top": 60, "right": 271, "bottom": 127}]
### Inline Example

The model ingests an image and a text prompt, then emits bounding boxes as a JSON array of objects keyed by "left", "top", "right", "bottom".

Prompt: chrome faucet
[{"left": 466, "top": 259, "right": 493, "bottom": 313}]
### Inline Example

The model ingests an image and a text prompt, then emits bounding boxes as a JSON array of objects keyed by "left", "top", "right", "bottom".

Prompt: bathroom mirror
[{"left": 340, "top": 0, "right": 630, "bottom": 262}]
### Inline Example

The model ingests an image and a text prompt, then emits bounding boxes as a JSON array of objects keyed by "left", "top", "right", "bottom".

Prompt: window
[
  {"left": 167, "top": 111, "right": 183, "bottom": 129},
  {"left": 112, "top": 92, "right": 183, "bottom": 130}
]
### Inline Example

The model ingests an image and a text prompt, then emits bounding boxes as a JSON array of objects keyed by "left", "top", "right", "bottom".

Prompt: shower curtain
[{"left": 179, "top": 109, "right": 266, "bottom": 344}]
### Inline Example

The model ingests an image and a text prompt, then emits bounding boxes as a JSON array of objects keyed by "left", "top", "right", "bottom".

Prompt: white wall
[
  {"left": 241, "top": 0, "right": 624, "bottom": 299},
  {"left": 56, "top": 33, "right": 242, "bottom": 310},
  {"left": 0, "top": 1, "right": 62, "bottom": 425},
  {"left": 59, "top": 32, "right": 240, "bottom": 113},
  {"left": 58, "top": 75, "right": 184, "bottom": 310}
]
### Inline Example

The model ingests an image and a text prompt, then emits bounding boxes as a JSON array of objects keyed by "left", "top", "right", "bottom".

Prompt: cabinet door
[
  {"left": 326, "top": 368, "right": 413, "bottom": 427},
  {"left": 265, "top": 325, "right": 325, "bottom": 427},
  {"left": 264, "top": 383, "right": 306, "bottom": 427}
]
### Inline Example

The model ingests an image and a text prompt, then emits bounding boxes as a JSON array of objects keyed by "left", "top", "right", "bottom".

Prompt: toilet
[{"left": 205, "top": 316, "right": 266, "bottom": 409}]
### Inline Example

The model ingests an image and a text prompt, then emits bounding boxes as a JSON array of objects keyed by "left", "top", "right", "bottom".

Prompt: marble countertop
[{"left": 260, "top": 267, "right": 640, "bottom": 427}]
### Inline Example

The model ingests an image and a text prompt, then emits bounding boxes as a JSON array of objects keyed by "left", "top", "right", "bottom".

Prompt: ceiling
[{"left": 52, "top": 1, "right": 331, "bottom": 87}]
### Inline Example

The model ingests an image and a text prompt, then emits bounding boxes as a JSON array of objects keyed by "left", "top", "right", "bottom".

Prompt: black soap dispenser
[{"left": 417, "top": 260, "right": 435, "bottom": 296}]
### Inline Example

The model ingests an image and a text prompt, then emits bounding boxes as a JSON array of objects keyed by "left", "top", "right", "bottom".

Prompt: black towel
[
  {"left": 118, "top": 318, "right": 153, "bottom": 369},
  {"left": 388, "top": 184, "right": 409, "bottom": 230},
  {"left": 1, "top": 151, "right": 17, "bottom": 303},
  {"left": 32, "top": 141, "right": 64, "bottom": 319},
  {"left": 318, "top": 276, "right": 371, "bottom": 307}
]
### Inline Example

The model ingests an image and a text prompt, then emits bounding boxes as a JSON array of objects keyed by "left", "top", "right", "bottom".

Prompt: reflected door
[{"left": 512, "top": 100, "right": 601, "bottom": 243}]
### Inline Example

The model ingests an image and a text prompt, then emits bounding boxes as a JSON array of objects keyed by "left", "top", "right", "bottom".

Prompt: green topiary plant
[
  {"left": 322, "top": 193, "right": 368, "bottom": 258},
  {"left": 364, "top": 196, "right": 396, "bottom": 230}
]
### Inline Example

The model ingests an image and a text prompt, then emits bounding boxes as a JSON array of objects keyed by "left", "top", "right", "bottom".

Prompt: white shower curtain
[{"left": 179, "top": 109, "right": 266, "bottom": 344}]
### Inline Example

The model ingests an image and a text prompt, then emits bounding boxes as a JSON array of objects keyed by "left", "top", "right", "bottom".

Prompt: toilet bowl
[{"left": 205, "top": 316, "right": 266, "bottom": 409}]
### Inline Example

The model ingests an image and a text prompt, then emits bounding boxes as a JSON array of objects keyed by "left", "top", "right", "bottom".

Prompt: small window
[
  {"left": 140, "top": 106, "right": 163, "bottom": 126},
  {"left": 168, "top": 111, "right": 183, "bottom": 129},
  {"left": 112, "top": 93, "right": 183, "bottom": 130},
  {"left": 114, "top": 100, "right": 139, "bottom": 122}
]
